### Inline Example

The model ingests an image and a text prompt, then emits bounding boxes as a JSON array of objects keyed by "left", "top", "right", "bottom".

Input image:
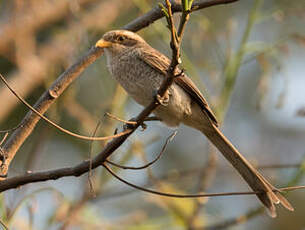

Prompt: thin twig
[
  {"left": 105, "top": 112, "right": 161, "bottom": 125},
  {"left": 0, "top": 133, "right": 9, "bottom": 147},
  {"left": 0, "top": 123, "right": 23, "bottom": 133},
  {"left": 0, "top": 46, "right": 104, "bottom": 177},
  {"left": 258, "top": 163, "right": 304, "bottom": 169},
  {"left": 201, "top": 154, "right": 305, "bottom": 229},
  {"left": 105, "top": 112, "right": 137, "bottom": 125},
  {"left": 105, "top": 131, "right": 177, "bottom": 170},
  {"left": 88, "top": 119, "right": 104, "bottom": 195},
  {"left": 165, "top": 0, "right": 181, "bottom": 71},
  {"left": 123, "top": 0, "right": 239, "bottom": 32},
  {"left": 177, "top": 0, "right": 191, "bottom": 39},
  {"left": 103, "top": 163, "right": 305, "bottom": 198},
  {"left": 91, "top": 160, "right": 305, "bottom": 202},
  {"left": 0, "top": 73, "right": 131, "bottom": 141}
]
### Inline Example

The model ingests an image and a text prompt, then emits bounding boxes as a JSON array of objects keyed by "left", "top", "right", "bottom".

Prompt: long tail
[{"left": 201, "top": 125, "right": 294, "bottom": 217}]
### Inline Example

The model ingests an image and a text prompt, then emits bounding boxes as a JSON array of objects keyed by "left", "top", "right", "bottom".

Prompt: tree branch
[
  {"left": 123, "top": 0, "right": 239, "bottom": 32},
  {"left": 0, "top": 47, "right": 104, "bottom": 176}
]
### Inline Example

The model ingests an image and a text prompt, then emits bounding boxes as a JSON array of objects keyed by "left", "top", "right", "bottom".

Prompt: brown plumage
[{"left": 96, "top": 30, "right": 294, "bottom": 217}]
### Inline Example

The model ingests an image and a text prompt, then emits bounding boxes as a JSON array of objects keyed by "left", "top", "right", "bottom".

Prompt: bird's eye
[{"left": 117, "top": 36, "right": 125, "bottom": 42}]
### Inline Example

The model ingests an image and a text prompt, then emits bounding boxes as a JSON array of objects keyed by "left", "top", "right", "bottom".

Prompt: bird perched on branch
[{"left": 95, "top": 30, "right": 294, "bottom": 217}]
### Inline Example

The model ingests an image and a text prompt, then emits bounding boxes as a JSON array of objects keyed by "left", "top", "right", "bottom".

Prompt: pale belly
[{"left": 108, "top": 53, "right": 194, "bottom": 127}]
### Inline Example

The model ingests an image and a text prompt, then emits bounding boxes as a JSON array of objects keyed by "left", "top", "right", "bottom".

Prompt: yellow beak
[{"left": 95, "top": 39, "right": 113, "bottom": 48}]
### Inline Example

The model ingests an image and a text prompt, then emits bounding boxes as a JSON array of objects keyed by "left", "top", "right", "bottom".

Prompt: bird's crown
[{"left": 101, "top": 30, "right": 146, "bottom": 47}]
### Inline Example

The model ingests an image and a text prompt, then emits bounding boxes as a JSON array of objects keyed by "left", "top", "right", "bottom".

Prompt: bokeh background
[{"left": 0, "top": 0, "right": 305, "bottom": 229}]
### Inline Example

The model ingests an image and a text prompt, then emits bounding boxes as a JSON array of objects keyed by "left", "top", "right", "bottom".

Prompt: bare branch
[
  {"left": 105, "top": 112, "right": 138, "bottom": 125},
  {"left": 91, "top": 161, "right": 305, "bottom": 202},
  {"left": 103, "top": 163, "right": 305, "bottom": 199},
  {"left": 106, "top": 131, "right": 177, "bottom": 170},
  {"left": 0, "top": 123, "right": 24, "bottom": 134},
  {"left": 123, "top": 0, "right": 239, "bottom": 32},
  {"left": 0, "top": 46, "right": 104, "bottom": 176},
  {"left": 0, "top": 133, "right": 9, "bottom": 147}
]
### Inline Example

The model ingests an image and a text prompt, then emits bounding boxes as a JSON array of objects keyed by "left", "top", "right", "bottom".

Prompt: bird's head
[{"left": 95, "top": 30, "right": 146, "bottom": 56}]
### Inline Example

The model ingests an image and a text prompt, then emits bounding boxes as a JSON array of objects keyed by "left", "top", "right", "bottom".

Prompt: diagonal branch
[
  {"left": 106, "top": 131, "right": 177, "bottom": 170},
  {"left": 0, "top": 47, "right": 104, "bottom": 176}
]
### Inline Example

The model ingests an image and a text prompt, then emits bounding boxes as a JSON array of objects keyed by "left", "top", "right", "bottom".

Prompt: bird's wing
[{"left": 138, "top": 46, "right": 218, "bottom": 126}]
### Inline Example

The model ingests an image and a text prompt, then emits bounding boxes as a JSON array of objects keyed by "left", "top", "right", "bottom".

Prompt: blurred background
[{"left": 0, "top": 0, "right": 305, "bottom": 229}]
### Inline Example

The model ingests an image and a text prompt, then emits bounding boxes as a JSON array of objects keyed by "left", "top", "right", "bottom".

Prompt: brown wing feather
[
  {"left": 138, "top": 46, "right": 218, "bottom": 126},
  {"left": 174, "top": 76, "right": 218, "bottom": 126}
]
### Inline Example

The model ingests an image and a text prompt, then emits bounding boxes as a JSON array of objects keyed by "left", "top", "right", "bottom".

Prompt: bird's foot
[
  {"left": 175, "top": 68, "right": 185, "bottom": 78},
  {"left": 154, "top": 91, "right": 170, "bottom": 106}
]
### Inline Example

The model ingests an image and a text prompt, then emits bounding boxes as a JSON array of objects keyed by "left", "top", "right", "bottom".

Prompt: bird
[{"left": 95, "top": 29, "right": 294, "bottom": 217}]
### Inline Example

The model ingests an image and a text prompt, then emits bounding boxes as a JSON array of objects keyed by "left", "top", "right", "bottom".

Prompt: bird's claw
[
  {"left": 176, "top": 69, "right": 185, "bottom": 77},
  {"left": 155, "top": 94, "right": 169, "bottom": 106}
]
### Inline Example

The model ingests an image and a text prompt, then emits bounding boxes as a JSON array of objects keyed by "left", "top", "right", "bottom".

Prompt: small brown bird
[{"left": 96, "top": 30, "right": 294, "bottom": 217}]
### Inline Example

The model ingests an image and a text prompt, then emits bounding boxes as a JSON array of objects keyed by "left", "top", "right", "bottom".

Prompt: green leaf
[
  {"left": 188, "top": 0, "right": 194, "bottom": 10},
  {"left": 158, "top": 3, "right": 169, "bottom": 18},
  {"left": 181, "top": 0, "right": 188, "bottom": 12}
]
